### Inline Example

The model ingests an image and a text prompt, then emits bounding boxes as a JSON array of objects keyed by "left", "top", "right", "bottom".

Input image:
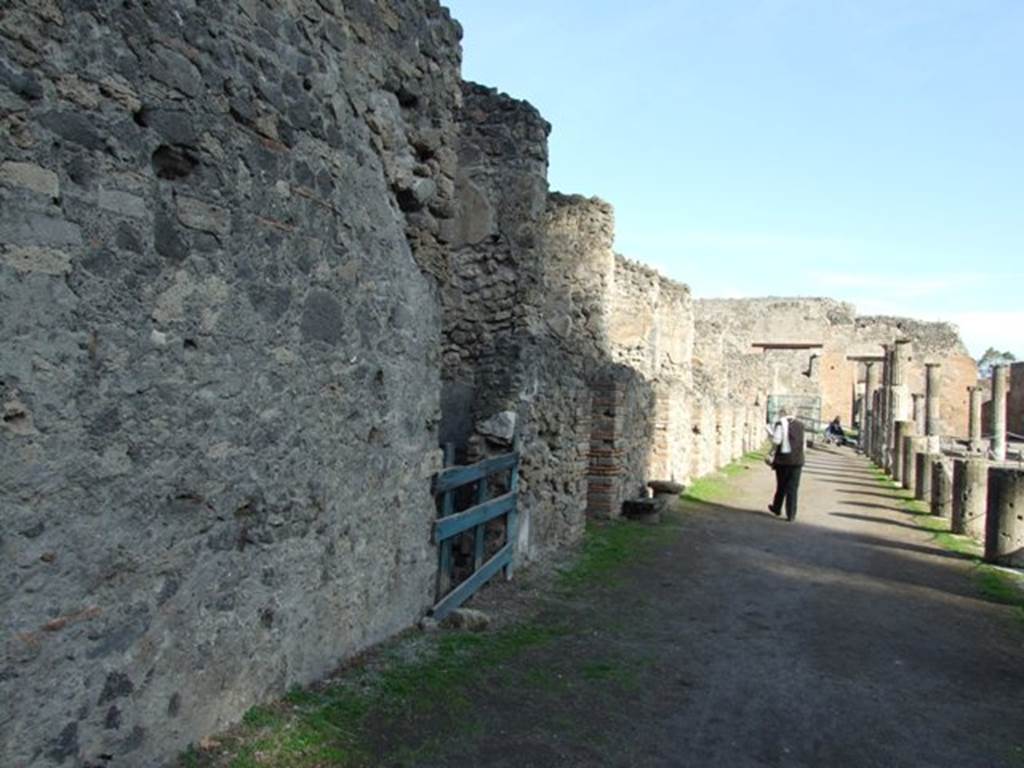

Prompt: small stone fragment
[
  {"left": 0, "top": 161, "right": 59, "bottom": 198},
  {"left": 176, "top": 196, "right": 230, "bottom": 236},
  {"left": 99, "top": 75, "right": 142, "bottom": 112},
  {"left": 440, "top": 608, "right": 491, "bottom": 632},
  {"left": 478, "top": 410, "right": 516, "bottom": 443},
  {"left": 99, "top": 188, "right": 148, "bottom": 219},
  {"left": 1, "top": 246, "right": 71, "bottom": 275}
]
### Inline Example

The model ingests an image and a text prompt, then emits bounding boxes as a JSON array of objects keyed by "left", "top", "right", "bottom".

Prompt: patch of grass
[
  {"left": 683, "top": 473, "right": 731, "bottom": 503},
  {"left": 522, "top": 666, "right": 572, "bottom": 693},
  {"left": 977, "top": 567, "right": 1021, "bottom": 604},
  {"left": 897, "top": 494, "right": 983, "bottom": 559},
  {"left": 180, "top": 621, "right": 569, "bottom": 768},
  {"left": 684, "top": 446, "right": 772, "bottom": 503},
  {"left": 580, "top": 658, "right": 642, "bottom": 690},
  {"left": 1007, "top": 744, "right": 1024, "bottom": 766},
  {"left": 873, "top": 466, "right": 1024, "bottom": 623},
  {"left": 897, "top": 494, "right": 930, "bottom": 517},
  {"left": 187, "top": 507, "right": 668, "bottom": 765},
  {"left": 240, "top": 705, "right": 282, "bottom": 730},
  {"left": 976, "top": 566, "right": 1024, "bottom": 624},
  {"left": 557, "top": 518, "right": 669, "bottom": 593},
  {"left": 935, "top": 530, "right": 983, "bottom": 558}
]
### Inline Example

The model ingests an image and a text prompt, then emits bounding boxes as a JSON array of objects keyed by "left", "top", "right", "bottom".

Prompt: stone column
[
  {"left": 863, "top": 361, "right": 878, "bottom": 459},
  {"left": 874, "top": 389, "right": 885, "bottom": 465},
  {"left": 880, "top": 345, "right": 893, "bottom": 470},
  {"left": 912, "top": 393, "right": 926, "bottom": 437},
  {"left": 903, "top": 435, "right": 925, "bottom": 495},
  {"left": 925, "top": 362, "right": 942, "bottom": 453},
  {"left": 886, "top": 340, "right": 912, "bottom": 473},
  {"left": 951, "top": 457, "right": 987, "bottom": 538},
  {"left": 968, "top": 386, "right": 984, "bottom": 453},
  {"left": 984, "top": 467, "right": 1024, "bottom": 566},
  {"left": 914, "top": 450, "right": 932, "bottom": 503},
  {"left": 892, "top": 340, "right": 912, "bottom": 418},
  {"left": 930, "top": 456, "right": 952, "bottom": 517},
  {"left": 851, "top": 364, "right": 858, "bottom": 429},
  {"left": 991, "top": 364, "right": 1009, "bottom": 462},
  {"left": 893, "top": 420, "right": 913, "bottom": 484}
]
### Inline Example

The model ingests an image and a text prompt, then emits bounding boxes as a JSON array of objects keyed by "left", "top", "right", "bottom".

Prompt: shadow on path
[
  {"left": 832, "top": 507, "right": 923, "bottom": 527},
  {"left": 197, "top": 448, "right": 1024, "bottom": 768}
]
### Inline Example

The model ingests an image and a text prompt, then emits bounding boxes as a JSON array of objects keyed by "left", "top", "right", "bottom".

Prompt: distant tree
[{"left": 977, "top": 347, "right": 1017, "bottom": 378}]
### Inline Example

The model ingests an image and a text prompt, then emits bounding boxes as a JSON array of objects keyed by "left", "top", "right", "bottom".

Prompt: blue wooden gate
[{"left": 430, "top": 444, "right": 519, "bottom": 620}]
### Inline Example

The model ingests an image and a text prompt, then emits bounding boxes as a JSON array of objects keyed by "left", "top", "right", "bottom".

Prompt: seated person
[{"left": 825, "top": 416, "right": 847, "bottom": 444}]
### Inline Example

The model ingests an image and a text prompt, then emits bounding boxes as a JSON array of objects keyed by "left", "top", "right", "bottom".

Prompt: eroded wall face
[
  {"left": 0, "top": 2, "right": 461, "bottom": 765},
  {"left": 447, "top": 92, "right": 599, "bottom": 559},
  {"left": 609, "top": 256, "right": 694, "bottom": 483},
  {"left": 527, "top": 195, "right": 618, "bottom": 549},
  {"left": 443, "top": 82, "right": 550, "bottom": 415}
]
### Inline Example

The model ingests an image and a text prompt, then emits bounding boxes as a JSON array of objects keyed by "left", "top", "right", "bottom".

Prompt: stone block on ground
[
  {"left": 648, "top": 480, "right": 685, "bottom": 496},
  {"left": 622, "top": 497, "right": 662, "bottom": 525},
  {"left": 440, "top": 608, "right": 491, "bottom": 632}
]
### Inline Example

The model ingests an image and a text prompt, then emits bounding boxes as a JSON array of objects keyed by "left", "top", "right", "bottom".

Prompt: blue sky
[{"left": 443, "top": 0, "right": 1023, "bottom": 359}]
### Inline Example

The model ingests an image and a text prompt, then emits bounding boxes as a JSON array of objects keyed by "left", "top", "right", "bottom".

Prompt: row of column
[{"left": 865, "top": 355, "right": 1020, "bottom": 567}]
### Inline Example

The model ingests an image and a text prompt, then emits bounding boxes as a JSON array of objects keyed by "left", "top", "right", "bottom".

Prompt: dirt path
[
  {"left": 190, "top": 446, "right": 1024, "bottom": 768},
  {"left": 411, "top": 445, "right": 1024, "bottom": 768}
]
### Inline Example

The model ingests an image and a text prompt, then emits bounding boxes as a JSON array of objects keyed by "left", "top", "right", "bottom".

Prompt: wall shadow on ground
[{"left": 675, "top": 496, "right": 1004, "bottom": 608}]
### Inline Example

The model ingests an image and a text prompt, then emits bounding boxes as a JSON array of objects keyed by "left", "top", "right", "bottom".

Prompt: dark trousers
[{"left": 772, "top": 465, "right": 803, "bottom": 520}]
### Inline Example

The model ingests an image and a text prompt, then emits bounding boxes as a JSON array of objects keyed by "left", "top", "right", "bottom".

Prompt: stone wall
[
  {"left": 443, "top": 89, "right": 602, "bottom": 560},
  {"left": 694, "top": 298, "right": 976, "bottom": 439},
  {"left": 0, "top": 1, "right": 461, "bottom": 765},
  {"left": 609, "top": 255, "right": 694, "bottom": 483},
  {"left": 692, "top": 299, "right": 774, "bottom": 477},
  {"left": 531, "top": 194, "right": 618, "bottom": 542},
  {"left": 442, "top": 82, "right": 549, "bottom": 415}
]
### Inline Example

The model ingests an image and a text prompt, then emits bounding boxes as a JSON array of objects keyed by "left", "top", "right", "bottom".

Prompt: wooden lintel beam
[{"left": 752, "top": 342, "right": 824, "bottom": 350}]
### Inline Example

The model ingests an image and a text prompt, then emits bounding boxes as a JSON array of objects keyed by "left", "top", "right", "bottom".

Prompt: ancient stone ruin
[{"left": 0, "top": 2, "right": 989, "bottom": 766}]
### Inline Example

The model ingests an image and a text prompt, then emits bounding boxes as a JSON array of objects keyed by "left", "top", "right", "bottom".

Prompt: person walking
[{"left": 766, "top": 407, "right": 806, "bottom": 522}]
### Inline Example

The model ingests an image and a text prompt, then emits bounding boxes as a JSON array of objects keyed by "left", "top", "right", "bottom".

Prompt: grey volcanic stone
[
  {"left": 300, "top": 289, "right": 345, "bottom": 345},
  {"left": 477, "top": 410, "right": 517, "bottom": 443}
]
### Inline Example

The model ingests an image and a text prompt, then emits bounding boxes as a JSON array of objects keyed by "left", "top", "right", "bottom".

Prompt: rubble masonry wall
[{"left": 0, "top": 1, "right": 461, "bottom": 765}]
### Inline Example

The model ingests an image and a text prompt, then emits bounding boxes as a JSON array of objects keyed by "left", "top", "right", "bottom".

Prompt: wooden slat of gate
[
  {"left": 431, "top": 442, "right": 520, "bottom": 619},
  {"left": 436, "top": 443, "right": 456, "bottom": 599}
]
